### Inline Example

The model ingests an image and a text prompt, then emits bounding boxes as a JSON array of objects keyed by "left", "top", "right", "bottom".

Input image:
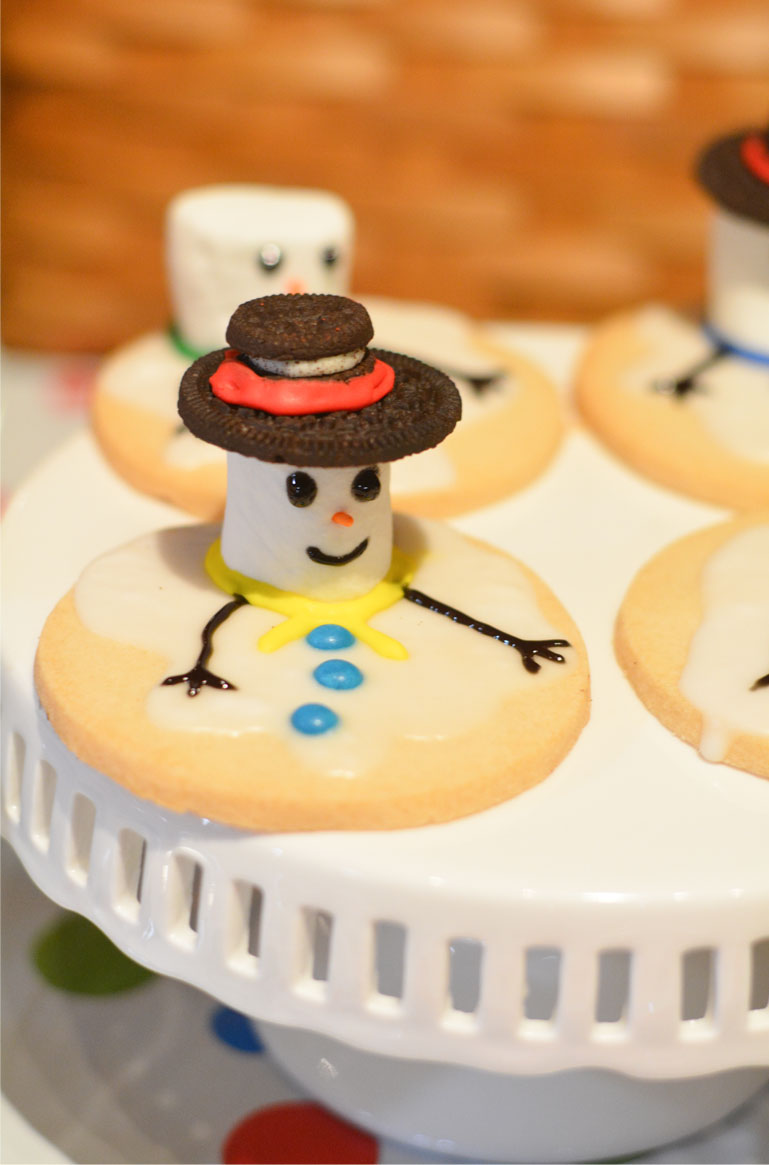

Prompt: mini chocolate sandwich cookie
[{"left": 37, "top": 293, "right": 589, "bottom": 832}]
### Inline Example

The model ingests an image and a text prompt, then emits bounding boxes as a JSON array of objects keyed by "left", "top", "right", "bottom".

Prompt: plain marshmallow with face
[
  {"left": 707, "top": 207, "right": 769, "bottom": 355},
  {"left": 220, "top": 454, "right": 393, "bottom": 601},
  {"left": 167, "top": 186, "right": 354, "bottom": 353}
]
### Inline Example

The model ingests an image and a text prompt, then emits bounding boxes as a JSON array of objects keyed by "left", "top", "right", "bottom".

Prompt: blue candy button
[
  {"left": 306, "top": 624, "right": 355, "bottom": 651},
  {"left": 291, "top": 703, "right": 339, "bottom": 735},
  {"left": 313, "top": 659, "right": 364, "bottom": 691}
]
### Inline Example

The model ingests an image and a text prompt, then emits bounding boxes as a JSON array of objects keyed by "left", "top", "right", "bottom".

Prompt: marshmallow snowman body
[
  {"left": 167, "top": 185, "right": 354, "bottom": 352},
  {"left": 221, "top": 455, "right": 393, "bottom": 601},
  {"left": 707, "top": 207, "right": 769, "bottom": 355}
]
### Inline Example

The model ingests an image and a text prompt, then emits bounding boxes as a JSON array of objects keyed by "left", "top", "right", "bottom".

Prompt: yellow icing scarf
[{"left": 205, "top": 540, "right": 416, "bottom": 660}]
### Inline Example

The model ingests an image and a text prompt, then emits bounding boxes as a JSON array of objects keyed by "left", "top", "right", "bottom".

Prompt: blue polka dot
[
  {"left": 291, "top": 703, "right": 339, "bottom": 735},
  {"left": 306, "top": 624, "right": 355, "bottom": 651},
  {"left": 211, "top": 1006, "right": 264, "bottom": 1054},
  {"left": 313, "top": 659, "right": 364, "bottom": 690}
]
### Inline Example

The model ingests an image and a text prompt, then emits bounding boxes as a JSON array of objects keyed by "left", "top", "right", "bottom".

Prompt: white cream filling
[
  {"left": 679, "top": 524, "right": 769, "bottom": 762},
  {"left": 252, "top": 349, "right": 365, "bottom": 377},
  {"left": 73, "top": 516, "right": 574, "bottom": 776},
  {"left": 623, "top": 305, "right": 769, "bottom": 464}
]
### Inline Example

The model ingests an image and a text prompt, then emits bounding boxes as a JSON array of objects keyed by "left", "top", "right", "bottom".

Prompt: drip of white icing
[
  {"left": 73, "top": 517, "right": 573, "bottom": 776},
  {"left": 679, "top": 524, "right": 769, "bottom": 762},
  {"left": 624, "top": 306, "right": 769, "bottom": 463},
  {"left": 220, "top": 455, "right": 393, "bottom": 601}
]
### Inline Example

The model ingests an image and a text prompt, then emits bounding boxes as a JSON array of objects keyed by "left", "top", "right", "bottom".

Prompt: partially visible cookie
[
  {"left": 364, "top": 297, "right": 565, "bottom": 517},
  {"left": 615, "top": 514, "right": 769, "bottom": 779},
  {"left": 576, "top": 305, "right": 769, "bottom": 510},
  {"left": 92, "top": 297, "right": 565, "bottom": 519}
]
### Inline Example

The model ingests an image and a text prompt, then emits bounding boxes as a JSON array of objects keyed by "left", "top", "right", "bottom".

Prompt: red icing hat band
[
  {"left": 210, "top": 352, "right": 395, "bottom": 415},
  {"left": 740, "top": 134, "right": 769, "bottom": 185}
]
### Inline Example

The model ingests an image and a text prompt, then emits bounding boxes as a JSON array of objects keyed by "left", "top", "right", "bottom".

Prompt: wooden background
[{"left": 3, "top": 0, "right": 769, "bottom": 352}]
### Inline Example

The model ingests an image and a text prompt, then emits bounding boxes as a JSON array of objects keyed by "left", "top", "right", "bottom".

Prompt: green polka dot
[{"left": 33, "top": 913, "right": 154, "bottom": 995}]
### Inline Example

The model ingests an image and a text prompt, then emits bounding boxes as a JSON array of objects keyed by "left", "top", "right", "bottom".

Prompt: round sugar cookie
[
  {"left": 91, "top": 298, "right": 564, "bottom": 519},
  {"left": 615, "top": 514, "right": 769, "bottom": 779},
  {"left": 35, "top": 515, "right": 590, "bottom": 832},
  {"left": 576, "top": 305, "right": 769, "bottom": 510}
]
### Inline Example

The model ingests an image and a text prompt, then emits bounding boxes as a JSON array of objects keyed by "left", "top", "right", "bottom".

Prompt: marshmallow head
[
  {"left": 707, "top": 208, "right": 769, "bottom": 354},
  {"left": 220, "top": 455, "right": 393, "bottom": 601},
  {"left": 167, "top": 186, "right": 354, "bottom": 353}
]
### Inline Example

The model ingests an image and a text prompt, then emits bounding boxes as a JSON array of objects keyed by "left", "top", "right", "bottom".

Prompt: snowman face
[
  {"left": 707, "top": 208, "right": 769, "bottom": 353},
  {"left": 167, "top": 186, "right": 354, "bottom": 353},
  {"left": 220, "top": 455, "right": 393, "bottom": 601}
]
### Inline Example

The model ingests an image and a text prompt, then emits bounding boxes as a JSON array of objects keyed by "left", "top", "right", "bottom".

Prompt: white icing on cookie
[
  {"left": 73, "top": 517, "right": 574, "bottom": 776},
  {"left": 221, "top": 455, "right": 393, "bottom": 600},
  {"left": 97, "top": 332, "right": 190, "bottom": 411},
  {"left": 707, "top": 208, "right": 769, "bottom": 357},
  {"left": 363, "top": 296, "right": 517, "bottom": 424},
  {"left": 679, "top": 523, "right": 769, "bottom": 762},
  {"left": 390, "top": 446, "right": 456, "bottom": 495},
  {"left": 624, "top": 305, "right": 769, "bottom": 464},
  {"left": 167, "top": 185, "right": 354, "bottom": 353}
]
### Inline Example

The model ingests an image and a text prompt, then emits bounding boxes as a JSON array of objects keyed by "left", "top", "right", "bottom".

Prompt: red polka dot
[{"left": 222, "top": 1101, "right": 378, "bottom": 1164}]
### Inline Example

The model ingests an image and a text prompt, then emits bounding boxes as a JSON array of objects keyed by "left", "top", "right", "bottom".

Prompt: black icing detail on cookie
[
  {"left": 178, "top": 348, "right": 462, "bottom": 467},
  {"left": 226, "top": 294, "right": 374, "bottom": 361},
  {"left": 652, "top": 343, "right": 728, "bottom": 397},
  {"left": 696, "top": 126, "right": 769, "bottom": 226}
]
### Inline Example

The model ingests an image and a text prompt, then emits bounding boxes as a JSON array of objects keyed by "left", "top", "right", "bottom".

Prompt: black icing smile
[{"left": 306, "top": 538, "right": 369, "bottom": 566}]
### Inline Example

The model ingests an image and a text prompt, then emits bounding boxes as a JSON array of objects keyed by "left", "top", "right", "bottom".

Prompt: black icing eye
[
  {"left": 286, "top": 471, "right": 317, "bottom": 507},
  {"left": 322, "top": 244, "right": 340, "bottom": 267},
  {"left": 258, "top": 243, "right": 283, "bottom": 272},
  {"left": 351, "top": 467, "right": 381, "bottom": 502}
]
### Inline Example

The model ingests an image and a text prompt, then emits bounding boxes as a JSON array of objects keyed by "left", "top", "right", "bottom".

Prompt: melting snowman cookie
[
  {"left": 91, "top": 184, "right": 564, "bottom": 520},
  {"left": 577, "top": 124, "right": 769, "bottom": 510},
  {"left": 36, "top": 294, "right": 590, "bottom": 831},
  {"left": 91, "top": 185, "right": 355, "bottom": 518},
  {"left": 615, "top": 515, "right": 769, "bottom": 779}
]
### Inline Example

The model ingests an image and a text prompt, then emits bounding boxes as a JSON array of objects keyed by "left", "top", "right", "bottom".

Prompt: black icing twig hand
[
  {"left": 442, "top": 366, "right": 506, "bottom": 396},
  {"left": 653, "top": 343, "right": 728, "bottom": 398},
  {"left": 751, "top": 672, "right": 769, "bottom": 691},
  {"left": 162, "top": 595, "right": 247, "bottom": 697},
  {"left": 402, "top": 587, "right": 570, "bottom": 673}
]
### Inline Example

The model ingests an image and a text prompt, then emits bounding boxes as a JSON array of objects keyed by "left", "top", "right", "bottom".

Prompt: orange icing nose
[
  {"left": 332, "top": 511, "right": 354, "bottom": 527},
  {"left": 286, "top": 279, "right": 307, "bottom": 294}
]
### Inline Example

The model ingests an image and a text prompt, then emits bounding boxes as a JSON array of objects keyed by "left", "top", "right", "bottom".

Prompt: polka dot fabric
[{"left": 222, "top": 1103, "right": 378, "bottom": 1165}]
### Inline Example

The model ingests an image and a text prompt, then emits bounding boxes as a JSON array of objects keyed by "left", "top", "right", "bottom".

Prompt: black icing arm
[
  {"left": 162, "top": 595, "right": 247, "bottom": 697},
  {"left": 402, "top": 587, "right": 570, "bottom": 673},
  {"left": 653, "top": 342, "right": 728, "bottom": 398},
  {"left": 752, "top": 672, "right": 769, "bottom": 691}
]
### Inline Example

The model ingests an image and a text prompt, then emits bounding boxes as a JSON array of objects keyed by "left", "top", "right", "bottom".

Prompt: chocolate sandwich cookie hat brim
[
  {"left": 696, "top": 126, "right": 769, "bottom": 226},
  {"left": 178, "top": 347, "right": 462, "bottom": 467}
]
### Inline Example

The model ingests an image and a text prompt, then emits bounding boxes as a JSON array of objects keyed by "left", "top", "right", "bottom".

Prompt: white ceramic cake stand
[{"left": 3, "top": 326, "right": 769, "bottom": 1164}]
